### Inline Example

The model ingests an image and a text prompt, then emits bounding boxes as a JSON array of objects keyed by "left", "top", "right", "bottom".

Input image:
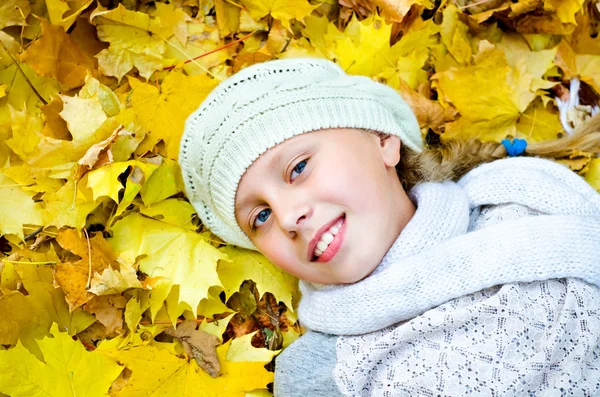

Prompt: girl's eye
[
  {"left": 252, "top": 208, "right": 272, "bottom": 229},
  {"left": 290, "top": 159, "right": 308, "bottom": 182}
]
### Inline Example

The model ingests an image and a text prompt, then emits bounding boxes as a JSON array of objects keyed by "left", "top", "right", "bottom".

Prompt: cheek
[
  {"left": 256, "top": 236, "right": 299, "bottom": 274},
  {"left": 316, "top": 161, "right": 386, "bottom": 209}
]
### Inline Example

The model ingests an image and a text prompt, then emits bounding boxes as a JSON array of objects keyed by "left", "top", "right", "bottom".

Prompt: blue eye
[
  {"left": 253, "top": 208, "right": 271, "bottom": 229},
  {"left": 290, "top": 159, "right": 308, "bottom": 182}
]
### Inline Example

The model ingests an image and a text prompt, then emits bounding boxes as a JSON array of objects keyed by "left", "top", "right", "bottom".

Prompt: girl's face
[{"left": 234, "top": 128, "right": 416, "bottom": 284}]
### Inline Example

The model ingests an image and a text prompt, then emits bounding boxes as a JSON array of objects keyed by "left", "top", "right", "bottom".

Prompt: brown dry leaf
[
  {"left": 19, "top": 19, "right": 96, "bottom": 91},
  {"left": 73, "top": 125, "right": 123, "bottom": 181},
  {"left": 53, "top": 228, "right": 119, "bottom": 312},
  {"left": 397, "top": 80, "right": 457, "bottom": 133},
  {"left": 83, "top": 294, "right": 128, "bottom": 337},
  {"left": 165, "top": 319, "right": 221, "bottom": 377}
]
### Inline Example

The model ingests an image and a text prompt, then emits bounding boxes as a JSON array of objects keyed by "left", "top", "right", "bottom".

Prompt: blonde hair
[{"left": 377, "top": 113, "right": 600, "bottom": 191}]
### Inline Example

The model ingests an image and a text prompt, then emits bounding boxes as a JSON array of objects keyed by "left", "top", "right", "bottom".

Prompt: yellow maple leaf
[
  {"left": 239, "top": 0, "right": 319, "bottom": 30},
  {"left": 109, "top": 213, "right": 226, "bottom": 319},
  {"left": 59, "top": 95, "right": 108, "bottom": 143},
  {"left": 91, "top": 4, "right": 165, "bottom": 80},
  {"left": 197, "top": 287, "right": 233, "bottom": 319},
  {"left": 45, "top": 0, "right": 94, "bottom": 30},
  {"left": 13, "top": 254, "right": 96, "bottom": 337},
  {"left": 153, "top": 2, "right": 190, "bottom": 46},
  {"left": 0, "top": 288, "right": 47, "bottom": 354},
  {"left": 0, "top": 32, "right": 59, "bottom": 124},
  {"left": 441, "top": 5, "right": 472, "bottom": 65},
  {"left": 86, "top": 159, "right": 158, "bottom": 202},
  {"left": 585, "top": 158, "right": 600, "bottom": 191},
  {"left": 575, "top": 54, "right": 600, "bottom": 93},
  {"left": 129, "top": 71, "right": 217, "bottom": 158},
  {"left": 43, "top": 180, "right": 99, "bottom": 229},
  {"left": 5, "top": 105, "right": 44, "bottom": 161},
  {"left": 163, "top": 21, "right": 233, "bottom": 76},
  {"left": 0, "top": 172, "right": 43, "bottom": 239},
  {"left": 434, "top": 43, "right": 541, "bottom": 141},
  {"left": 379, "top": 48, "right": 429, "bottom": 90},
  {"left": 332, "top": 13, "right": 399, "bottom": 76},
  {"left": 516, "top": 98, "right": 564, "bottom": 142},
  {"left": 139, "top": 158, "right": 184, "bottom": 206},
  {"left": 19, "top": 19, "right": 95, "bottom": 91},
  {"left": 543, "top": 0, "right": 584, "bottom": 25},
  {"left": 98, "top": 338, "right": 273, "bottom": 397},
  {"left": 218, "top": 246, "right": 299, "bottom": 313},
  {"left": 226, "top": 331, "right": 280, "bottom": 362},
  {"left": 0, "top": 0, "right": 30, "bottom": 29},
  {"left": 0, "top": 323, "right": 122, "bottom": 397},
  {"left": 139, "top": 198, "right": 198, "bottom": 230},
  {"left": 215, "top": 0, "right": 241, "bottom": 36}
]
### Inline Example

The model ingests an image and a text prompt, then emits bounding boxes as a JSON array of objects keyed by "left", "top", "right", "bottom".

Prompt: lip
[{"left": 307, "top": 214, "right": 346, "bottom": 262}]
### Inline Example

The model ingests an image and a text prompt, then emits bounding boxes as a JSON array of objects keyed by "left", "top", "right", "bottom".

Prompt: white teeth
[
  {"left": 313, "top": 217, "right": 344, "bottom": 258},
  {"left": 321, "top": 232, "right": 334, "bottom": 244}
]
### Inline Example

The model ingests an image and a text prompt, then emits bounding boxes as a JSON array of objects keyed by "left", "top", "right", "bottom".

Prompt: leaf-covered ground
[{"left": 0, "top": 0, "right": 599, "bottom": 395}]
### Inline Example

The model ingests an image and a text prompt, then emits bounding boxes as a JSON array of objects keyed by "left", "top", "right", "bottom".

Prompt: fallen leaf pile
[{"left": 0, "top": 0, "right": 599, "bottom": 395}]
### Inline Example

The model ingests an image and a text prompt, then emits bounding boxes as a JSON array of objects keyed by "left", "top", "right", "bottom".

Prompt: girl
[{"left": 179, "top": 57, "right": 600, "bottom": 395}]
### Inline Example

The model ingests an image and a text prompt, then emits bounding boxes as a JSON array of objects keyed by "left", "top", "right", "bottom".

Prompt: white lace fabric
[
  {"left": 334, "top": 278, "right": 600, "bottom": 396},
  {"left": 333, "top": 203, "right": 600, "bottom": 395}
]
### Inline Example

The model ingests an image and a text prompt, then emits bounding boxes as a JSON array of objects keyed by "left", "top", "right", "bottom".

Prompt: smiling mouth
[{"left": 309, "top": 214, "right": 346, "bottom": 263}]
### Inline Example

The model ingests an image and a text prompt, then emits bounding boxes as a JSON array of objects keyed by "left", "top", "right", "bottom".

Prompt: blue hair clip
[{"left": 501, "top": 138, "right": 527, "bottom": 157}]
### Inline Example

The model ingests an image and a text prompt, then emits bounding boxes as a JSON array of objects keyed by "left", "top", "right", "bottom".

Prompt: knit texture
[
  {"left": 298, "top": 156, "right": 600, "bottom": 335},
  {"left": 179, "top": 58, "right": 422, "bottom": 249}
]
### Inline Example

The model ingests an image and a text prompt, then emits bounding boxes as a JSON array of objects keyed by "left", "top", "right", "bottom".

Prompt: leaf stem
[
  {"left": 2, "top": 260, "right": 57, "bottom": 265},
  {"left": 83, "top": 229, "right": 92, "bottom": 290},
  {"left": 0, "top": 40, "right": 48, "bottom": 105}
]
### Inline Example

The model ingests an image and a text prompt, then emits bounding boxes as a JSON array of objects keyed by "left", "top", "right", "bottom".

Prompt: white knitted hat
[{"left": 179, "top": 57, "right": 423, "bottom": 250}]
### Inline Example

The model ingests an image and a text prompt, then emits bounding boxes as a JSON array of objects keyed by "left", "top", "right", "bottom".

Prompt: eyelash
[{"left": 250, "top": 158, "right": 309, "bottom": 231}]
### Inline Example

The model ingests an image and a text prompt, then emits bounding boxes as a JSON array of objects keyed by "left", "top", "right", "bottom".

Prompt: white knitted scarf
[{"left": 297, "top": 157, "right": 600, "bottom": 336}]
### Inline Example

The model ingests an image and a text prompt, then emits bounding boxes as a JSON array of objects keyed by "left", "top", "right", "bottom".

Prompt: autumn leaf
[
  {"left": 585, "top": 158, "right": 600, "bottom": 191},
  {"left": 226, "top": 331, "right": 280, "bottom": 362},
  {"left": 110, "top": 213, "right": 226, "bottom": 319},
  {"left": 83, "top": 294, "right": 128, "bottom": 337},
  {"left": 46, "top": 0, "right": 95, "bottom": 30},
  {"left": 0, "top": 172, "right": 43, "bottom": 238},
  {"left": 97, "top": 338, "right": 273, "bottom": 396},
  {"left": 0, "top": 0, "right": 30, "bottom": 29},
  {"left": 13, "top": 254, "right": 96, "bottom": 337},
  {"left": 165, "top": 319, "right": 221, "bottom": 377},
  {"left": 219, "top": 246, "right": 299, "bottom": 312},
  {"left": 0, "top": 323, "right": 122, "bottom": 397},
  {"left": 89, "top": 264, "right": 144, "bottom": 296},
  {"left": 129, "top": 71, "right": 217, "bottom": 158},
  {"left": 139, "top": 198, "right": 198, "bottom": 230},
  {"left": 91, "top": 4, "right": 166, "bottom": 80},
  {"left": 53, "top": 228, "right": 119, "bottom": 311},
  {"left": 239, "top": 0, "right": 319, "bottom": 30},
  {"left": 19, "top": 19, "right": 95, "bottom": 91}
]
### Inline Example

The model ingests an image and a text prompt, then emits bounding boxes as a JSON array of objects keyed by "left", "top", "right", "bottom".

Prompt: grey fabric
[{"left": 274, "top": 331, "right": 341, "bottom": 396}]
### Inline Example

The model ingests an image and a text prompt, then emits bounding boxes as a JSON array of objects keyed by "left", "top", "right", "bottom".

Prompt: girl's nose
[{"left": 277, "top": 202, "right": 312, "bottom": 238}]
